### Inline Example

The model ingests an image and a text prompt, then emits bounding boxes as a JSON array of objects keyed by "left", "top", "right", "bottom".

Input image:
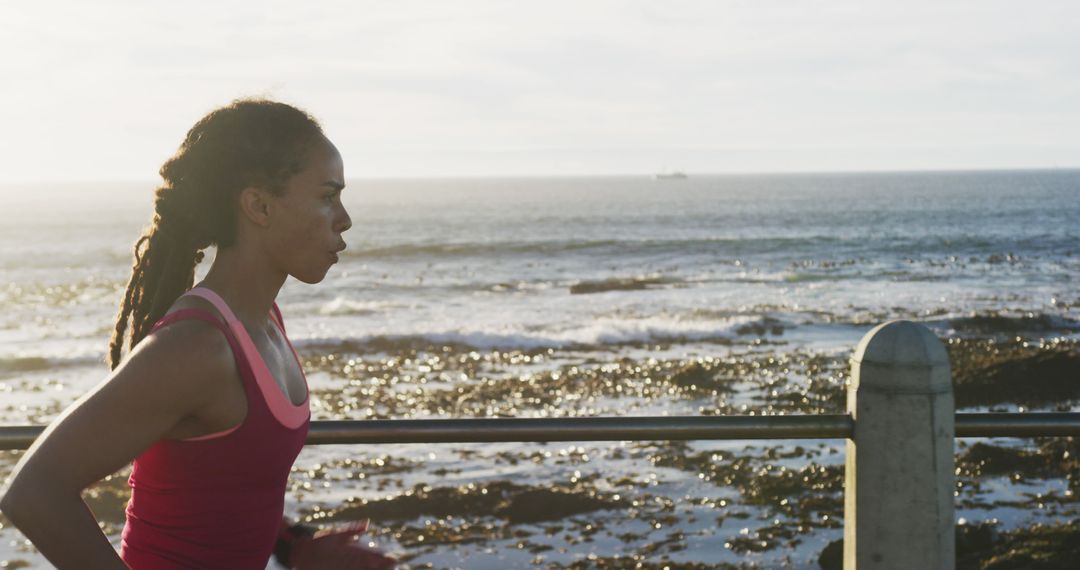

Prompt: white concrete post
[{"left": 844, "top": 320, "right": 954, "bottom": 569}]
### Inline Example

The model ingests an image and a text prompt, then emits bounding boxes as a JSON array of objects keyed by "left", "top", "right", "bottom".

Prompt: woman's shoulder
[
  {"left": 165, "top": 292, "right": 226, "bottom": 321},
  {"left": 149, "top": 295, "right": 232, "bottom": 355},
  {"left": 122, "top": 300, "right": 237, "bottom": 399}
]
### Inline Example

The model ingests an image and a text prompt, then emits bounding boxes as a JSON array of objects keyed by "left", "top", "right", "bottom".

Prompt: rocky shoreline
[{"left": 1, "top": 320, "right": 1077, "bottom": 568}]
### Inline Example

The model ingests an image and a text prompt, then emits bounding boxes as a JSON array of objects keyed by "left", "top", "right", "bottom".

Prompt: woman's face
[{"left": 266, "top": 137, "right": 351, "bottom": 284}]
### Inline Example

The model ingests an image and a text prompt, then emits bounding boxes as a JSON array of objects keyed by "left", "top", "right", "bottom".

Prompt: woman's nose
[{"left": 335, "top": 203, "right": 352, "bottom": 233}]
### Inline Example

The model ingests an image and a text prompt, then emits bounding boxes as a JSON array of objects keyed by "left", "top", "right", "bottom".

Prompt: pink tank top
[{"left": 120, "top": 287, "right": 310, "bottom": 569}]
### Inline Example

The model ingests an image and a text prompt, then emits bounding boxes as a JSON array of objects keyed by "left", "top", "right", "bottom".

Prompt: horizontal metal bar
[
  {"left": 308, "top": 412, "right": 1080, "bottom": 443},
  {"left": 0, "top": 416, "right": 851, "bottom": 450},
  {"left": 0, "top": 425, "right": 44, "bottom": 452},
  {"left": 955, "top": 412, "right": 1080, "bottom": 438},
  {"left": 1, "top": 413, "right": 1078, "bottom": 450},
  {"left": 307, "top": 415, "right": 855, "bottom": 444}
]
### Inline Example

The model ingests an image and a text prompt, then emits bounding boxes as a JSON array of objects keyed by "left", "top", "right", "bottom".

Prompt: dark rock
[
  {"left": 947, "top": 314, "right": 1079, "bottom": 336},
  {"left": 667, "top": 362, "right": 715, "bottom": 388},
  {"left": 496, "top": 488, "right": 623, "bottom": 524},
  {"left": 949, "top": 338, "right": 1080, "bottom": 407},
  {"left": 569, "top": 277, "right": 667, "bottom": 295},
  {"left": 321, "top": 481, "right": 622, "bottom": 525},
  {"left": 958, "top": 442, "right": 1048, "bottom": 477},
  {"left": 818, "top": 538, "right": 842, "bottom": 570},
  {"left": 956, "top": 521, "right": 1001, "bottom": 568},
  {"left": 966, "top": 519, "right": 1080, "bottom": 569},
  {"left": 820, "top": 520, "right": 1080, "bottom": 569},
  {"left": 735, "top": 317, "right": 785, "bottom": 337}
]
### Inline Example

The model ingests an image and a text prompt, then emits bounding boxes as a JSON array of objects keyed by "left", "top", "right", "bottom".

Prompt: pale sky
[{"left": 1, "top": 0, "right": 1078, "bottom": 181}]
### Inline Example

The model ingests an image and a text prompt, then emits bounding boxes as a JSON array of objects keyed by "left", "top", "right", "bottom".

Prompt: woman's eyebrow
[{"left": 322, "top": 181, "right": 345, "bottom": 191}]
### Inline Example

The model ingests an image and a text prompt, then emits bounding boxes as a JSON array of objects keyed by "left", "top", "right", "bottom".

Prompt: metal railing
[{"left": 3, "top": 412, "right": 1078, "bottom": 450}]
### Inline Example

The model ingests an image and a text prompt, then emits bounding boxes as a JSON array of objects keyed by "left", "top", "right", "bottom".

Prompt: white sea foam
[
  {"left": 292, "top": 314, "right": 762, "bottom": 352},
  {"left": 317, "top": 296, "right": 398, "bottom": 316}
]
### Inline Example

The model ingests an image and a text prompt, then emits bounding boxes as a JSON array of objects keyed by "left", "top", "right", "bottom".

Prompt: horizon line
[{"left": 2, "top": 165, "right": 1079, "bottom": 185}]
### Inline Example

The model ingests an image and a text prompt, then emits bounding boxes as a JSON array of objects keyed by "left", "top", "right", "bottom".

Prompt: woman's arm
[{"left": 0, "top": 321, "right": 236, "bottom": 569}]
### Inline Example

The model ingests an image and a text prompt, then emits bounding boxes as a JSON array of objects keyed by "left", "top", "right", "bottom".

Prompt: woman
[{"left": 0, "top": 99, "right": 396, "bottom": 569}]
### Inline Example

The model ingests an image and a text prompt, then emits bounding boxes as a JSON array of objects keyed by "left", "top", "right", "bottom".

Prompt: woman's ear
[{"left": 238, "top": 186, "right": 273, "bottom": 228}]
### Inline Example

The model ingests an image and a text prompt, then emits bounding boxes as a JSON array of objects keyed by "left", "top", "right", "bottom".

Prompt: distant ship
[{"left": 653, "top": 171, "right": 688, "bottom": 180}]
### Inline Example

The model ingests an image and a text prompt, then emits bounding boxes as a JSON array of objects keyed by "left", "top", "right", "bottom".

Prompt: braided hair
[{"left": 107, "top": 98, "right": 324, "bottom": 369}]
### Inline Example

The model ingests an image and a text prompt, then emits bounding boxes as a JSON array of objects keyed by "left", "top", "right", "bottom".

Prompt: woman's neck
[{"left": 197, "top": 246, "right": 287, "bottom": 326}]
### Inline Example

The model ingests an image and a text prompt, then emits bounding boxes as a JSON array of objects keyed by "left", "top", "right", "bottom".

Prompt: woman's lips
[{"left": 330, "top": 243, "right": 346, "bottom": 263}]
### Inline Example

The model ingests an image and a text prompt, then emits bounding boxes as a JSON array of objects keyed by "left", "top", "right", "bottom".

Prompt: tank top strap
[
  {"left": 180, "top": 287, "right": 268, "bottom": 369},
  {"left": 151, "top": 307, "right": 234, "bottom": 338},
  {"left": 270, "top": 302, "right": 285, "bottom": 332},
  {"left": 182, "top": 288, "right": 242, "bottom": 325},
  {"left": 181, "top": 287, "right": 309, "bottom": 429}
]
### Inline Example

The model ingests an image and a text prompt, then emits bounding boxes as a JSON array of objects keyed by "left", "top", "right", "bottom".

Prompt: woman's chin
[{"left": 292, "top": 267, "right": 332, "bottom": 285}]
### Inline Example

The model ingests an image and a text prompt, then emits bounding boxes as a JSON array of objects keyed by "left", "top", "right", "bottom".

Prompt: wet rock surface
[
  {"left": 948, "top": 337, "right": 1080, "bottom": 408},
  {"left": 302, "top": 346, "right": 852, "bottom": 421},
  {"left": 818, "top": 519, "right": 1080, "bottom": 570},
  {"left": 957, "top": 519, "right": 1080, "bottom": 570},
  {"left": 314, "top": 481, "right": 626, "bottom": 527},
  {"left": 946, "top": 313, "right": 1080, "bottom": 337},
  {"left": 957, "top": 438, "right": 1080, "bottom": 484},
  {"left": 292, "top": 333, "right": 1079, "bottom": 568},
  {"left": 2, "top": 324, "right": 1078, "bottom": 568}
]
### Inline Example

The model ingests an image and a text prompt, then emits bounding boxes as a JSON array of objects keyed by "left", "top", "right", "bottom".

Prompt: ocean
[{"left": 1, "top": 170, "right": 1078, "bottom": 568}]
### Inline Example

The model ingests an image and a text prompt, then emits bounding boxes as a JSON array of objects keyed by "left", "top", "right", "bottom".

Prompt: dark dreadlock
[{"left": 107, "top": 98, "right": 324, "bottom": 369}]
